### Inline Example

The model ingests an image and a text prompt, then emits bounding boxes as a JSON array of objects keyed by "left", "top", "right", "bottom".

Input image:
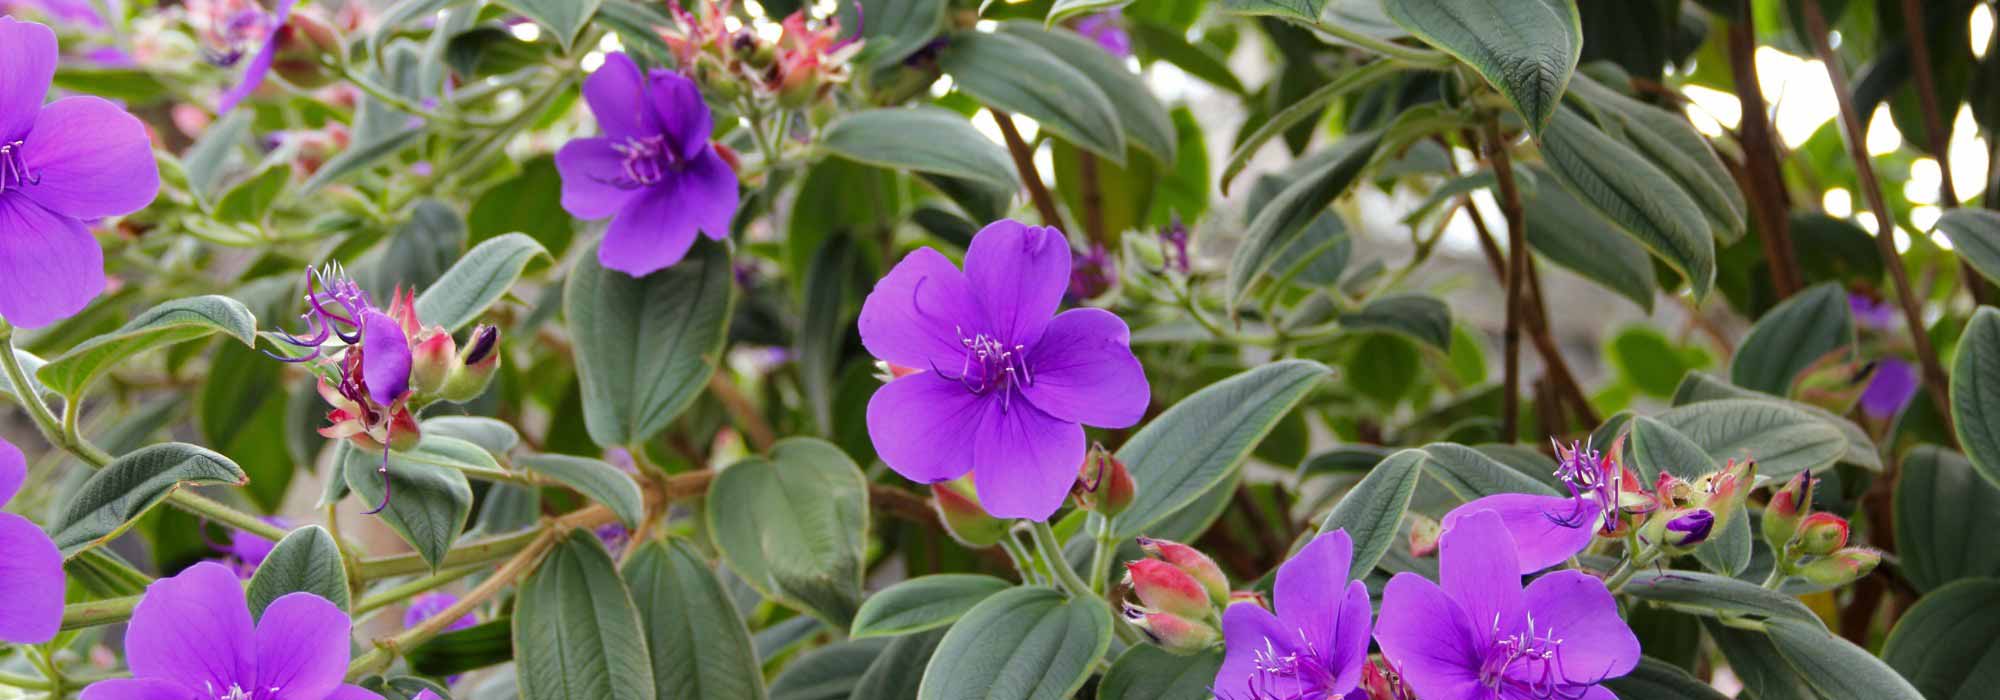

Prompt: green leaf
[
  {"left": 1627, "top": 415, "right": 1714, "bottom": 480},
  {"left": 1319, "top": 449, "right": 1423, "bottom": 576},
  {"left": 771, "top": 638, "right": 890, "bottom": 700},
  {"left": 623, "top": 540, "right": 768, "bottom": 700},
  {"left": 1385, "top": 0, "right": 1581, "bottom": 132},
  {"left": 1654, "top": 399, "right": 1846, "bottom": 480},
  {"left": 998, "top": 22, "right": 1176, "bottom": 164},
  {"left": 1937, "top": 209, "right": 2000, "bottom": 286},
  {"left": 1522, "top": 166, "right": 1657, "bottom": 311},
  {"left": 1672, "top": 372, "right": 1882, "bottom": 472},
  {"left": 798, "top": 236, "right": 860, "bottom": 436},
  {"left": 246, "top": 525, "right": 350, "bottom": 618},
  {"left": 1227, "top": 134, "right": 1382, "bottom": 314},
  {"left": 851, "top": 574, "right": 1013, "bottom": 639},
  {"left": 1704, "top": 620, "right": 1819, "bottom": 700},
  {"left": 1048, "top": 0, "right": 1129, "bottom": 23},
  {"left": 412, "top": 234, "right": 549, "bottom": 332},
  {"left": 1567, "top": 74, "right": 1747, "bottom": 242},
  {"left": 1882, "top": 579, "right": 2000, "bottom": 700},
  {"left": 1602, "top": 657, "right": 1732, "bottom": 700},
  {"left": 518, "top": 454, "right": 645, "bottom": 528},
  {"left": 1110, "top": 360, "right": 1331, "bottom": 539},
  {"left": 38, "top": 295, "right": 257, "bottom": 398},
  {"left": 214, "top": 162, "right": 292, "bottom": 224},
  {"left": 496, "top": 0, "right": 602, "bottom": 50},
  {"left": 52, "top": 66, "right": 170, "bottom": 104},
  {"left": 1894, "top": 446, "right": 2000, "bottom": 593},
  {"left": 1952, "top": 307, "right": 2000, "bottom": 492},
  {"left": 341, "top": 436, "right": 480, "bottom": 570},
  {"left": 1219, "top": 60, "right": 1400, "bottom": 193},
  {"left": 1730, "top": 283, "right": 1855, "bottom": 396},
  {"left": 1767, "top": 617, "right": 1925, "bottom": 700},
  {"left": 1419, "top": 442, "right": 1560, "bottom": 500},
  {"left": 1539, "top": 108, "right": 1715, "bottom": 298},
  {"left": 0, "top": 348, "right": 49, "bottom": 405},
  {"left": 838, "top": 0, "right": 948, "bottom": 68},
  {"left": 1098, "top": 644, "right": 1225, "bottom": 700},
  {"left": 302, "top": 130, "right": 423, "bottom": 195},
  {"left": 422, "top": 416, "right": 521, "bottom": 455},
  {"left": 707, "top": 438, "right": 870, "bottom": 627},
  {"left": 51, "top": 443, "right": 248, "bottom": 556},
  {"left": 1128, "top": 22, "right": 1247, "bottom": 96},
  {"left": 1219, "top": 0, "right": 1324, "bottom": 22},
  {"left": 1608, "top": 326, "right": 1690, "bottom": 397},
  {"left": 566, "top": 238, "right": 735, "bottom": 447},
  {"left": 408, "top": 619, "right": 515, "bottom": 678},
  {"left": 514, "top": 531, "right": 657, "bottom": 700},
  {"left": 185, "top": 111, "right": 252, "bottom": 204},
  {"left": 917, "top": 587, "right": 1113, "bottom": 700},
  {"left": 468, "top": 155, "right": 574, "bottom": 255},
  {"left": 199, "top": 342, "right": 292, "bottom": 512},
  {"left": 939, "top": 31, "right": 1126, "bottom": 162},
  {"left": 1339, "top": 293, "right": 1452, "bottom": 350},
  {"left": 820, "top": 108, "right": 1017, "bottom": 191},
  {"left": 852, "top": 628, "right": 947, "bottom": 700},
  {"left": 1346, "top": 333, "right": 1419, "bottom": 406},
  {"left": 1620, "top": 570, "right": 1819, "bottom": 625}
]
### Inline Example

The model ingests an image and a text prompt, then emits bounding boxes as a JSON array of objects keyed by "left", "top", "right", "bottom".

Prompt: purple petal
[
  {"left": 646, "top": 69, "right": 714, "bottom": 161},
  {"left": 126, "top": 562, "right": 255, "bottom": 691},
  {"left": 403, "top": 591, "right": 476, "bottom": 632},
  {"left": 1329, "top": 580, "right": 1374, "bottom": 692},
  {"left": 77, "top": 679, "right": 196, "bottom": 700},
  {"left": 1275, "top": 529, "right": 1354, "bottom": 640},
  {"left": 22, "top": 96, "right": 160, "bottom": 219},
  {"left": 555, "top": 137, "right": 642, "bottom": 219},
  {"left": 1442, "top": 493, "right": 1596, "bottom": 575},
  {"left": 0, "top": 512, "right": 62, "bottom": 643},
  {"left": 583, "top": 53, "right": 660, "bottom": 141},
  {"left": 0, "top": 17, "right": 56, "bottom": 142},
  {"left": 1374, "top": 573, "right": 1488, "bottom": 700},
  {"left": 253, "top": 592, "right": 352, "bottom": 699},
  {"left": 215, "top": 0, "right": 292, "bottom": 114},
  {"left": 858, "top": 247, "right": 988, "bottom": 371},
  {"left": 970, "top": 398, "right": 1085, "bottom": 520},
  {"left": 962, "top": 220, "right": 1070, "bottom": 348},
  {"left": 1860, "top": 357, "right": 1918, "bottom": 419},
  {"left": 1519, "top": 570, "right": 1641, "bottom": 684},
  {"left": 0, "top": 194, "right": 104, "bottom": 329},
  {"left": 0, "top": 436, "right": 23, "bottom": 506},
  {"left": 1215, "top": 601, "right": 1296, "bottom": 698},
  {"left": 1438, "top": 509, "right": 1524, "bottom": 649},
  {"left": 361, "top": 310, "right": 411, "bottom": 405},
  {"left": 325, "top": 684, "right": 387, "bottom": 700},
  {"left": 682, "top": 147, "right": 739, "bottom": 242},
  {"left": 866, "top": 372, "right": 984, "bottom": 484},
  {"left": 1019, "top": 308, "right": 1147, "bottom": 428}
]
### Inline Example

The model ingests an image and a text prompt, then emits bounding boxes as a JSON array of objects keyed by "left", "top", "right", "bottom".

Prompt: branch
[
  {"left": 1485, "top": 119, "right": 1529, "bottom": 442},
  {"left": 1897, "top": 0, "right": 1992, "bottom": 306},
  {"left": 991, "top": 109, "right": 1065, "bottom": 228},
  {"left": 1727, "top": 0, "right": 1804, "bottom": 298},
  {"left": 708, "top": 372, "right": 776, "bottom": 452}
]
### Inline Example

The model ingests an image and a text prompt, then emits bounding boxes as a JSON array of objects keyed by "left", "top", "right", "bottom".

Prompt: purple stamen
[
  {"left": 0, "top": 140, "right": 39, "bottom": 194},
  {"left": 596, "top": 135, "right": 682, "bottom": 189}
]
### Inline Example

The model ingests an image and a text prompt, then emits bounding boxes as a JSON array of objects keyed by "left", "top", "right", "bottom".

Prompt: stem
[
  {"left": 1800, "top": 0, "right": 1956, "bottom": 435},
  {"left": 348, "top": 529, "right": 561, "bottom": 680},
  {"left": 999, "top": 535, "right": 1043, "bottom": 586},
  {"left": 0, "top": 671, "right": 52, "bottom": 691},
  {"left": 1309, "top": 18, "right": 1453, "bottom": 67},
  {"left": 355, "top": 526, "right": 546, "bottom": 581},
  {"left": 1079, "top": 153, "right": 1106, "bottom": 245},
  {"left": 1897, "top": 0, "right": 1991, "bottom": 306},
  {"left": 1485, "top": 119, "right": 1528, "bottom": 442},
  {"left": 992, "top": 109, "right": 1065, "bottom": 228},
  {"left": 1086, "top": 515, "right": 1117, "bottom": 595},
  {"left": 353, "top": 564, "right": 485, "bottom": 617},
  {"left": 60, "top": 595, "right": 142, "bottom": 631},
  {"left": 708, "top": 372, "right": 777, "bottom": 452},
  {"left": 1727, "top": 0, "right": 1804, "bottom": 298},
  {"left": 1028, "top": 520, "right": 1094, "bottom": 600}
]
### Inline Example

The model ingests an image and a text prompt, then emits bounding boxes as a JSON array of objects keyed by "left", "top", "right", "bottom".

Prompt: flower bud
[
  {"left": 409, "top": 331, "right": 456, "bottom": 397},
  {"left": 1121, "top": 604, "right": 1219, "bottom": 654},
  {"left": 1662, "top": 509, "right": 1716, "bottom": 548},
  {"left": 1124, "top": 559, "right": 1211, "bottom": 620},
  {"left": 1408, "top": 513, "right": 1441, "bottom": 557},
  {"left": 1795, "top": 513, "right": 1850, "bottom": 556},
  {"left": 1137, "top": 537, "right": 1229, "bottom": 607},
  {"left": 1071, "top": 445, "right": 1134, "bottom": 517},
  {"left": 1362, "top": 658, "right": 1417, "bottom": 700},
  {"left": 930, "top": 478, "right": 1007, "bottom": 547},
  {"left": 1764, "top": 472, "right": 1815, "bottom": 551},
  {"left": 269, "top": 11, "right": 342, "bottom": 89},
  {"left": 1801, "top": 548, "right": 1881, "bottom": 587},
  {"left": 1227, "top": 590, "right": 1267, "bottom": 608},
  {"left": 440, "top": 325, "right": 500, "bottom": 402}
]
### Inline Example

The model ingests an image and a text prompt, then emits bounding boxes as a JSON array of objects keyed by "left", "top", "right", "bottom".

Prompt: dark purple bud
[
  {"left": 1664, "top": 509, "right": 1715, "bottom": 547},
  {"left": 461, "top": 325, "right": 499, "bottom": 366}
]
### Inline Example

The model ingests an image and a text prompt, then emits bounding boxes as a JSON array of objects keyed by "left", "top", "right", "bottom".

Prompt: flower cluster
[
  {"left": 1123, "top": 537, "right": 1232, "bottom": 653},
  {"left": 1442, "top": 439, "right": 1652, "bottom": 572},
  {"left": 1761, "top": 472, "right": 1882, "bottom": 587},
  {"left": 662, "top": 0, "right": 858, "bottom": 106}
]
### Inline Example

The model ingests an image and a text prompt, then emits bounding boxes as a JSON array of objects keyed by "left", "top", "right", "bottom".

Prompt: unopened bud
[
  {"left": 930, "top": 478, "right": 1007, "bottom": 547},
  {"left": 1662, "top": 509, "right": 1716, "bottom": 548},
  {"left": 1362, "top": 658, "right": 1417, "bottom": 700},
  {"left": 409, "top": 331, "right": 456, "bottom": 396},
  {"left": 1124, "top": 559, "right": 1211, "bottom": 620},
  {"left": 1408, "top": 513, "right": 1441, "bottom": 557},
  {"left": 1121, "top": 604, "right": 1218, "bottom": 654},
  {"left": 1795, "top": 513, "right": 1850, "bottom": 556},
  {"left": 1071, "top": 444, "right": 1134, "bottom": 517},
  {"left": 269, "top": 11, "right": 342, "bottom": 89},
  {"left": 1801, "top": 548, "right": 1881, "bottom": 587},
  {"left": 440, "top": 325, "right": 500, "bottom": 402},
  {"left": 1137, "top": 537, "right": 1229, "bottom": 607},
  {"left": 1764, "top": 472, "right": 1815, "bottom": 551}
]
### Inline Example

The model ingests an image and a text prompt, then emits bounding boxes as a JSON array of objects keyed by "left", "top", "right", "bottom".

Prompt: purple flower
[
  {"left": 1074, "top": 11, "right": 1130, "bottom": 59},
  {"left": 1375, "top": 510, "right": 1640, "bottom": 700},
  {"left": 0, "top": 17, "right": 159, "bottom": 329},
  {"left": 3, "top": 0, "right": 110, "bottom": 29},
  {"left": 404, "top": 591, "right": 476, "bottom": 632},
  {"left": 78, "top": 562, "right": 383, "bottom": 700},
  {"left": 858, "top": 220, "right": 1150, "bottom": 520},
  {"left": 1068, "top": 242, "right": 1114, "bottom": 300},
  {"left": 1161, "top": 217, "right": 1191, "bottom": 275},
  {"left": 1440, "top": 440, "right": 1640, "bottom": 574},
  {"left": 1859, "top": 357, "right": 1918, "bottom": 419},
  {"left": 0, "top": 437, "right": 63, "bottom": 644},
  {"left": 213, "top": 516, "right": 291, "bottom": 578},
  {"left": 558, "top": 52, "right": 740, "bottom": 277},
  {"left": 1848, "top": 292, "right": 1895, "bottom": 332},
  {"left": 1213, "top": 530, "right": 1373, "bottom": 700},
  {"left": 191, "top": 0, "right": 296, "bottom": 113}
]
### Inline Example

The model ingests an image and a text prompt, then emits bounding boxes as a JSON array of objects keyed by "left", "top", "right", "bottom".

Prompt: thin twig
[
  {"left": 1079, "top": 152, "right": 1106, "bottom": 244},
  {"left": 708, "top": 372, "right": 776, "bottom": 452},
  {"left": 1485, "top": 119, "right": 1528, "bottom": 442},
  {"left": 1728, "top": 0, "right": 1803, "bottom": 297},
  {"left": 1897, "top": 0, "right": 1991, "bottom": 306},
  {"left": 992, "top": 109, "right": 1064, "bottom": 228}
]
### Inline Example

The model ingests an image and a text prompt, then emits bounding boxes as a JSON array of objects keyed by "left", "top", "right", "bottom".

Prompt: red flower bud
[
  {"left": 1124, "top": 559, "right": 1211, "bottom": 620},
  {"left": 1121, "top": 604, "right": 1219, "bottom": 655},
  {"left": 1071, "top": 444, "right": 1135, "bottom": 517},
  {"left": 1764, "top": 472, "right": 1815, "bottom": 551},
  {"left": 409, "top": 331, "right": 456, "bottom": 396},
  {"left": 1795, "top": 512, "right": 1850, "bottom": 556},
  {"left": 1137, "top": 537, "right": 1229, "bottom": 607},
  {"left": 1802, "top": 547, "right": 1881, "bottom": 587},
  {"left": 930, "top": 478, "right": 1008, "bottom": 547}
]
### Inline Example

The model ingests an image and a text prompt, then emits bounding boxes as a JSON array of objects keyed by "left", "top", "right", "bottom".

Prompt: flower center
[
  {"left": 935, "top": 328, "right": 1033, "bottom": 407},
  {"left": 1231, "top": 633, "right": 1342, "bottom": 700},
  {"left": 1543, "top": 440, "right": 1618, "bottom": 532},
  {"left": 1479, "top": 615, "right": 1594, "bottom": 700},
  {"left": 0, "top": 140, "right": 38, "bottom": 195},
  {"left": 208, "top": 682, "right": 275, "bottom": 700},
  {"left": 197, "top": 0, "right": 276, "bottom": 66},
  {"left": 606, "top": 135, "right": 681, "bottom": 188}
]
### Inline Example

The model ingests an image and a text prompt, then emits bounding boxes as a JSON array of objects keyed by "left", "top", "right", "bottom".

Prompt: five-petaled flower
[
  {"left": 1213, "top": 529, "right": 1373, "bottom": 700},
  {"left": 0, "top": 437, "right": 63, "bottom": 644},
  {"left": 1441, "top": 439, "right": 1649, "bottom": 574},
  {"left": 1376, "top": 510, "right": 1640, "bottom": 700},
  {"left": 558, "top": 51, "right": 740, "bottom": 277},
  {"left": 859, "top": 220, "right": 1149, "bottom": 520},
  {"left": 77, "top": 562, "right": 382, "bottom": 700},
  {"left": 0, "top": 17, "right": 160, "bottom": 329}
]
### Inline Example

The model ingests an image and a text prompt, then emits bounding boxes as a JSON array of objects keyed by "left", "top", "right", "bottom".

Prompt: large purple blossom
[
  {"left": 1375, "top": 510, "right": 1639, "bottom": 700},
  {"left": 1213, "top": 529, "right": 1373, "bottom": 700},
  {"left": 0, "top": 437, "right": 63, "bottom": 644},
  {"left": 557, "top": 52, "right": 740, "bottom": 277},
  {"left": 1440, "top": 441, "right": 1640, "bottom": 574},
  {"left": 191, "top": 0, "right": 295, "bottom": 113},
  {"left": 78, "top": 562, "right": 382, "bottom": 700},
  {"left": 859, "top": 220, "right": 1150, "bottom": 520},
  {"left": 0, "top": 17, "right": 159, "bottom": 329}
]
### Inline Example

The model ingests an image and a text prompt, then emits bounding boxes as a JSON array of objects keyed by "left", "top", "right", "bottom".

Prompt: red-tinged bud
[
  {"left": 1121, "top": 604, "right": 1219, "bottom": 655},
  {"left": 269, "top": 11, "right": 342, "bottom": 89},
  {"left": 1137, "top": 537, "right": 1229, "bottom": 607},
  {"left": 1071, "top": 444, "right": 1135, "bottom": 517},
  {"left": 1801, "top": 548, "right": 1881, "bottom": 587},
  {"left": 440, "top": 325, "right": 500, "bottom": 402},
  {"left": 1408, "top": 513, "right": 1442, "bottom": 557},
  {"left": 1124, "top": 559, "right": 1211, "bottom": 620},
  {"left": 1362, "top": 658, "right": 1418, "bottom": 700},
  {"left": 714, "top": 143, "right": 742, "bottom": 174},
  {"left": 387, "top": 287, "right": 422, "bottom": 337},
  {"left": 1227, "top": 590, "right": 1267, "bottom": 608},
  {"left": 1795, "top": 513, "right": 1850, "bottom": 556},
  {"left": 410, "top": 331, "right": 456, "bottom": 396},
  {"left": 1764, "top": 472, "right": 1815, "bottom": 550},
  {"left": 1696, "top": 460, "right": 1754, "bottom": 534},
  {"left": 931, "top": 478, "right": 1007, "bottom": 547}
]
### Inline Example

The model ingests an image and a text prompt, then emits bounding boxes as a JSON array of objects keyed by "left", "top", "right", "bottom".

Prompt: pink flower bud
[
  {"left": 1071, "top": 444, "right": 1135, "bottom": 518},
  {"left": 269, "top": 10, "right": 342, "bottom": 89},
  {"left": 440, "top": 325, "right": 500, "bottom": 402},
  {"left": 930, "top": 478, "right": 1008, "bottom": 547},
  {"left": 1801, "top": 548, "right": 1881, "bottom": 587},
  {"left": 1408, "top": 513, "right": 1442, "bottom": 557},
  {"left": 1137, "top": 537, "right": 1229, "bottom": 607},
  {"left": 1764, "top": 472, "right": 1815, "bottom": 551},
  {"left": 1121, "top": 604, "right": 1218, "bottom": 654},
  {"left": 1124, "top": 559, "right": 1211, "bottom": 620},
  {"left": 409, "top": 331, "right": 456, "bottom": 396},
  {"left": 1795, "top": 512, "right": 1850, "bottom": 556}
]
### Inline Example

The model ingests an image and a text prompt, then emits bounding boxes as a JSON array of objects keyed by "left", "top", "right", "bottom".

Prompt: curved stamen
[{"left": 0, "top": 141, "right": 38, "bottom": 195}]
